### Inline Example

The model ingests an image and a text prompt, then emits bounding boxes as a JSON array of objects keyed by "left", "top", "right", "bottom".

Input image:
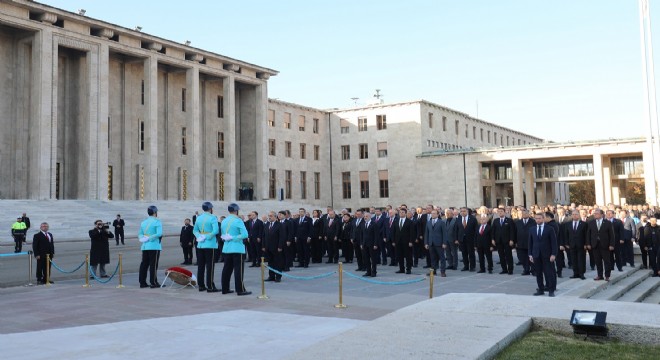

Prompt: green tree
[{"left": 569, "top": 180, "right": 595, "bottom": 206}]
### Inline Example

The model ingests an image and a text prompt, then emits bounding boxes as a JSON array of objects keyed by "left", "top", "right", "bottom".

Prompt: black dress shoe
[
  {"left": 363, "top": 273, "right": 372, "bottom": 277},
  {"left": 461, "top": 268, "right": 469, "bottom": 272},
  {"left": 488, "top": 270, "right": 493, "bottom": 274},
  {"left": 326, "top": 261, "right": 333, "bottom": 264},
  {"left": 569, "top": 275, "right": 579, "bottom": 279},
  {"left": 237, "top": 291, "right": 252, "bottom": 296},
  {"left": 371, "top": 274, "right": 377, "bottom": 277},
  {"left": 222, "top": 290, "right": 235, "bottom": 294},
  {"left": 395, "top": 270, "right": 405, "bottom": 274},
  {"left": 499, "top": 270, "right": 508, "bottom": 274},
  {"left": 477, "top": 270, "right": 486, "bottom": 273},
  {"left": 150, "top": 284, "right": 160, "bottom": 288},
  {"left": 406, "top": 269, "right": 411, "bottom": 274},
  {"left": 140, "top": 284, "right": 150, "bottom": 288},
  {"left": 274, "top": 278, "right": 281, "bottom": 282},
  {"left": 265, "top": 278, "right": 275, "bottom": 282},
  {"left": 470, "top": 268, "right": 476, "bottom": 272},
  {"left": 557, "top": 273, "right": 563, "bottom": 278},
  {"left": 580, "top": 276, "right": 586, "bottom": 280},
  {"left": 295, "top": 265, "right": 304, "bottom": 268},
  {"left": 521, "top": 271, "right": 531, "bottom": 276},
  {"left": 48, "top": 280, "right": 55, "bottom": 284},
  {"left": 548, "top": 292, "right": 555, "bottom": 297},
  {"left": 198, "top": 287, "right": 207, "bottom": 292},
  {"left": 533, "top": 291, "right": 544, "bottom": 296},
  {"left": 101, "top": 275, "right": 109, "bottom": 278},
  {"left": 207, "top": 288, "right": 220, "bottom": 293}
]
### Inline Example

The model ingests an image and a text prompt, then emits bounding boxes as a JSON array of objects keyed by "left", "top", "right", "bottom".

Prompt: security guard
[
  {"left": 193, "top": 201, "right": 220, "bottom": 292},
  {"left": 220, "top": 203, "right": 251, "bottom": 295},
  {"left": 11, "top": 217, "right": 27, "bottom": 253},
  {"left": 138, "top": 205, "right": 163, "bottom": 288}
]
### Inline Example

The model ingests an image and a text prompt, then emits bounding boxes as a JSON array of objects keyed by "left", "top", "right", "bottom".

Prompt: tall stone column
[
  {"left": 593, "top": 154, "right": 605, "bottom": 206},
  {"left": 96, "top": 43, "right": 110, "bottom": 200},
  {"left": 223, "top": 75, "right": 236, "bottom": 201},
  {"left": 643, "top": 147, "right": 658, "bottom": 205},
  {"left": 524, "top": 161, "right": 535, "bottom": 208},
  {"left": 30, "top": 29, "right": 54, "bottom": 199},
  {"left": 255, "top": 83, "right": 268, "bottom": 201},
  {"left": 186, "top": 66, "right": 202, "bottom": 200},
  {"left": 511, "top": 158, "right": 523, "bottom": 207},
  {"left": 144, "top": 55, "right": 158, "bottom": 200},
  {"left": 602, "top": 156, "right": 612, "bottom": 205}
]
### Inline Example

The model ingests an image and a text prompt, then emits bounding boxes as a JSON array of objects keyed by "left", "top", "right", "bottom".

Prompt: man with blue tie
[
  {"left": 424, "top": 209, "right": 446, "bottom": 277},
  {"left": 361, "top": 212, "right": 380, "bottom": 277},
  {"left": 529, "top": 212, "right": 558, "bottom": 297}
]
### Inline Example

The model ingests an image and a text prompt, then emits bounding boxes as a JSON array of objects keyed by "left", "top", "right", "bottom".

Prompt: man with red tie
[{"left": 32, "top": 222, "right": 55, "bottom": 285}]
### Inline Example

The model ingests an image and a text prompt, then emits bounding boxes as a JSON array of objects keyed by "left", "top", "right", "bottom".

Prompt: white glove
[
  {"left": 196, "top": 235, "right": 206, "bottom": 243},
  {"left": 139, "top": 236, "right": 149, "bottom": 243},
  {"left": 221, "top": 234, "right": 233, "bottom": 241}
]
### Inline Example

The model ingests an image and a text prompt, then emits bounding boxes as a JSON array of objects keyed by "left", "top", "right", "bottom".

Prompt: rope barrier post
[
  {"left": 116, "top": 253, "right": 125, "bottom": 288},
  {"left": 46, "top": 254, "right": 51, "bottom": 287},
  {"left": 334, "top": 262, "right": 347, "bottom": 309},
  {"left": 429, "top": 268, "right": 435, "bottom": 299},
  {"left": 258, "top": 256, "right": 269, "bottom": 299},
  {"left": 26, "top": 251, "right": 34, "bottom": 287},
  {"left": 83, "top": 254, "right": 91, "bottom": 288}
]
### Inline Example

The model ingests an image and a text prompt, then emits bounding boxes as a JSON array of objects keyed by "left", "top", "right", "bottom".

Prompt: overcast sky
[{"left": 47, "top": 0, "right": 660, "bottom": 142}]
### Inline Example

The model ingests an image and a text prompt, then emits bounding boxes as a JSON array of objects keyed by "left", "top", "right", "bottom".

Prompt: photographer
[{"left": 89, "top": 220, "right": 113, "bottom": 278}]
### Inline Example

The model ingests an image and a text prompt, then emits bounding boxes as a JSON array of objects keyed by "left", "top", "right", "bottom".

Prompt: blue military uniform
[
  {"left": 220, "top": 204, "right": 251, "bottom": 295},
  {"left": 193, "top": 210, "right": 219, "bottom": 291},
  {"left": 138, "top": 210, "right": 163, "bottom": 288}
]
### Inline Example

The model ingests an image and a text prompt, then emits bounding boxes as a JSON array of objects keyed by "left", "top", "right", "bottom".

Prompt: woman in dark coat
[
  {"left": 310, "top": 210, "right": 323, "bottom": 263},
  {"left": 89, "top": 220, "right": 113, "bottom": 278}
]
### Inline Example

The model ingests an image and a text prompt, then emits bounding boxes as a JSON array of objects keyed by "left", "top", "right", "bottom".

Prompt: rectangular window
[
  {"left": 360, "top": 171, "right": 369, "bottom": 198},
  {"left": 300, "top": 171, "right": 307, "bottom": 199},
  {"left": 285, "top": 170, "right": 292, "bottom": 199},
  {"left": 314, "top": 172, "right": 321, "bottom": 199},
  {"left": 141, "top": 80, "right": 144, "bottom": 105},
  {"left": 313, "top": 118, "right": 319, "bottom": 134},
  {"left": 488, "top": 130, "right": 491, "bottom": 143},
  {"left": 480, "top": 128, "right": 484, "bottom": 141},
  {"left": 217, "top": 132, "right": 224, "bottom": 158},
  {"left": 298, "top": 115, "right": 305, "bottom": 131},
  {"left": 455, "top": 120, "right": 459, "bottom": 135},
  {"left": 376, "top": 115, "right": 387, "bottom": 130},
  {"left": 181, "top": 127, "right": 187, "bottom": 155},
  {"left": 284, "top": 112, "right": 291, "bottom": 129},
  {"left": 342, "top": 172, "right": 351, "bottom": 199},
  {"left": 473, "top": 126, "right": 477, "bottom": 139},
  {"left": 442, "top": 116, "right": 447, "bottom": 131},
  {"left": 314, "top": 145, "right": 320, "bottom": 161},
  {"left": 269, "top": 139, "right": 276, "bottom": 156},
  {"left": 341, "top": 145, "right": 350, "bottom": 160},
  {"left": 377, "top": 142, "right": 388, "bottom": 158},
  {"left": 359, "top": 143, "right": 368, "bottom": 159},
  {"left": 358, "top": 117, "right": 367, "bottom": 132},
  {"left": 268, "top": 109, "right": 275, "bottom": 127},
  {"left": 269, "top": 169, "right": 276, "bottom": 199},
  {"left": 506, "top": 136, "right": 510, "bottom": 146},
  {"left": 465, "top": 124, "right": 469, "bottom": 138},
  {"left": 340, "top": 118, "right": 350, "bottom": 133},
  {"left": 300, "top": 143, "right": 306, "bottom": 159},
  {"left": 182, "top": 88, "right": 186, "bottom": 112},
  {"left": 379, "top": 170, "right": 389, "bottom": 198},
  {"left": 285, "top": 141, "right": 292, "bottom": 157},
  {"left": 139, "top": 120, "right": 145, "bottom": 152},
  {"left": 217, "top": 95, "right": 224, "bottom": 118},
  {"left": 428, "top": 113, "right": 433, "bottom": 128}
]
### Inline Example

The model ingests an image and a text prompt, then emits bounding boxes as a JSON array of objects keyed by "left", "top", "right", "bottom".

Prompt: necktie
[
  {"left": 537, "top": 226, "right": 541, "bottom": 238},
  {"left": 573, "top": 221, "right": 577, "bottom": 231},
  {"left": 500, "top": 218, "right": 504, "bottom": 226},
  {"left": 597, "top": 220, "right": 601, "bottom": 230},
  {"left": 479, "top": 224, "right": 484, "bottom": 235},
  {"left": 400, "top": 219, "right": 404, "bottom": 228},
  {"left": 329, "top": 219, "right": 333, "bottom": 227},
  {"left": 356, "top": 219, "right": 360, "bottom": 226},
  {"left": 433, "top": 219, "right": 436, "bottom": 226},
  {"left": 389, "top": 218, "right": 393, "bottom": 227},
  {"left": 269, "top": 222, "right": 273, "bottom": 230},
  {"left": 463, "top": 217, "right": 467, "bottom": 228},
  {"left": 366, "top": 221, "right": 370, "bottom": 228},
  {"left": 523, "top": 219, "right": 527, "bottom": 226},
  {"left": 299, "top": 217, "right": 303, "bottom": 225}
]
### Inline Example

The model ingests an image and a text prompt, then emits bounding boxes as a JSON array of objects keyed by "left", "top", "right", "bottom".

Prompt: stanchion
[
  {"left": 26, "top": 250, "right": 34, "bottom": 287},
  {"left": 334, "top": 262, "right": 347, "bottom": 308},
  {"left": 46, "top": 254, "right": 51, "bottom": 287},
  {"left": 258, "top": 256, "right": 269, "bottom": 299},
  {"left": 83, "top": 254, "right": 91, "bottom": 288},
  {"left": 116, "top": 253, "right": 125, "bottom": 288},
  {"left": 429, "top": 268, "right": 435, "bottom": 299}
]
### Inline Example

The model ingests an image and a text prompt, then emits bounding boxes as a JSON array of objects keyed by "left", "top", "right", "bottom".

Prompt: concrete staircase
[{"left": 0, "top": 199, "right": 321, "bottom": 243}]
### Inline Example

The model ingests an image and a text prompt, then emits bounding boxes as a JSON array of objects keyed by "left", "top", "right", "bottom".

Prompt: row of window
[
  {"left": 341, "top": 171, "right": 389, "bottom": 199},
  {"left": 340, "top": 142, "right": 388, "bottom": 160},
  {"left": 429, "top": 113, "right": 528, "bottom": 146},
  {"left": 427, "top": 140, "right": 465, "bottom": 150},
  {"left": 340, "top": 115, "right": 387, "bottom": 133},
  {"left": 268, "top": 170, "right": 321, "bottom": 200},
  {"left": 481, "top": 157, "right": 644, "bottom": 181},
  {"left": 268, "top": 140, "right": 320, "bottom": 160},
  {"left": 139, "top": 81, "right": 225, "bottom": 118},
  {"left": 268, "top": 110, "right": 320, "bottom": 133}
]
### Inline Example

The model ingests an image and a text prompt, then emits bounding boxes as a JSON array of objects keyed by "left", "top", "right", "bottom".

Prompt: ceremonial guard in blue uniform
[
  {"left": 138, "top": 205, "right": 163, "bottom": 288},
  {"left": 220, "top": 203, "right": 252, "bottom": 295},
  {"left": 193, "top": 202, "right": 220, "bottom": 292}
]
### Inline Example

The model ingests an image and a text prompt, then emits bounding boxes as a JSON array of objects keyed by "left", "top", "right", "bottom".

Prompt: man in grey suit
[
  {"left": 620, "top": 209, "right": 636, "bottom": 267},
  {"left": 443, "top": 209, "right": 459, "bottom": 270},
  {"left": 425, "top": 209, "right": 447, "bottom": 277}
]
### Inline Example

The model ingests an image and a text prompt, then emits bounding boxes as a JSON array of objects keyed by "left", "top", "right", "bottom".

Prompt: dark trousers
[
  {"left": 221, "top": 253, "right": 247, "bottom": 293},
  {"left": 588, "top": 248, "right": 596, "bottom": 269},
  {"left": 611, "top": 241, "right": 625, "bottom": 271},
  {"left": 593, "top": 246, "right": 612, "bottom": 278},
  {"left": 445, "top": 242, "right": 459, "bottom": 269},
  {"left": 534, "top": 255, "right": 557, "bottom": 292},
  {"left": 516, "top": 247, "right": 530, "bottom": 273},
  {"left": 265, "top": 249, "right": 283, "bottom": 280},
  {"left": 556, "top": 249, "right": 567, "bottom": 275},
  {"left": 182, "top": 245, "right": 193, "bottom": 264},
  {"left": 342, "top": 239, "right": 353, "bottom": 263},
  {"left": 362, "top": 246, "right": 378, "bottom": 275},
  {"left": 197, "top": 248, "right": 217, "bottom": 289},
  {"left": 570, "top": 246, "right": 586, "bottom": 276},
  {"left": 326, "top": 238, "right": 338, "bottom": 262},
  {"left": 246, "top": 238, "right": 256, "bottom": 262},
  {"left": 285, "top": 242, "right": 294, "bottom": 268},
  {"left": 640, "top": 247, "right": 649, "bottom": 268},
  {"left": 114, "top": 229, "right": 124, "bottom": 244},
  {"left": 497, "top": 243, "right": 514, "bottom": 273},
  {"left": 297, "top": 239, "right": 311, "bottom": 266},
  {"left": 624, "top": 239, "right": 635, "bottom": 266},
  {"left": 380, "top": 240, "right": 388, "bottom": 264},
  {"left": 354, "top": 241, "right": 364, "bottom": 269},
  {"left": 35, "top": 254, "right": 52, "bottom": 281},
  {"left": 311, "top": 237, "right": 323, "bottom": 263},
  {"left": 250, "top": 238, "right": 263, "bottom": 265},
  {"left": 396, "top": 242, "right": 414, "bottom": 271},
  {"left": 460, "top": 239, "right": 476, "bottom": 270},
  {"left": 139, "top": 250, "right": 159, "bottom": 286},
  {"left": 476, "top": 245, "right": 493, "bottom": 272},
  {"left": 650, "top": 247, "right": 659, "bottom": 274},
  {"left": 387, "top": 240, "right": 396, "bottom": 264},
  {"left": 14, "top": 238, "right": 24, "bottom": 252},
  {"left": 428, "top": 245, "right": 445, "bottom": 273}
]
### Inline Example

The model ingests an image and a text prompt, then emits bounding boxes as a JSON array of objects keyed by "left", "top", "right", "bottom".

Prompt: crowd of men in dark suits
[{"left": 177, "top": 202, "right": 660, "bottom": 297}]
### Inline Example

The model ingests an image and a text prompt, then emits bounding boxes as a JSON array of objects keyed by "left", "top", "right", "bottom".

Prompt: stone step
[
  {"left": 641, "top": 284, "right": 660, "bottom": 304},
  {"left": 557, "top": 265, "right": 639, "bottom": 298},
  {"left": 589, "top": 268, "right": 650, "bottom": 301},
  {"left": 616, "top": 274, "right": 660, "bottom": 302}
]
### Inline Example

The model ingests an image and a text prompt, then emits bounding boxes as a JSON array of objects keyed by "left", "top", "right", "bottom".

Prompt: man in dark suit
[
  {"left": 180, "top": 218, "right": 194, "bottom": 265},
  {"left": 636, "top": 215, "right": 649, "bottom": 269},
  {"left": 443, "top": 209, "right": 459, "bottom": 270},
  {"left": 32, "top": 222, "right": 55, "bottom": 285},
  {"left": 247, "top": 211, "right": 265, "bottom": 267},
  {"left": 529, "top": 212, "right": 558, "bottom": 297},
  {"left": 372, "top": 209, "right": 387, "bottom": 265},
  {"left": 455, "top": 207, "right": 478, "bottom": 271},
  {"left": 424, "top": 209, "right": 446, "bottom": 276},
  {"left": 514, "top": 209, "right": 536, "bottom": 276},
  {"left": 263, "top": 211, "right": 286, "bottom": 282},
  {"left": 112, "top": 214, "right": 125, "bottom": 245},
  {"left": 579, "top": 209, "right": 595, "bottom": 270},
  {"left": 566, "top": 210, "right": 587, "bottom": 279},
  {"left": 606, "top": 210, "right": 624, "bottom": 272},
  {"left": 416, "top": 206, "right": 431, "bottom": 268},
  {"left": 284, "top": 210, "right": 296, "bottom": 271},
  {"left": 555, "top": 208, "right": 570, "bottom": 277},
  {"left": 361, "top": 212, "right": 380, "bottom": 277},
  {"left": 475, "top": 215, "right": 494, "bottom": 273},
  {"left": 295, "top": 208, "right": 313, "bottom": 268},
  {"left": 323, "top": 210, "right": 340, "bottom": 263},
  {"left": 586, "top": 209, "right": 615, "bottom": 281},
  {"left": 384, "top": 209, "right": 398, "bottom": 266},
  {"left": 351, "top": 210, "right": 365, "bottom": 271},
  {"left": 491, "top": 208, "right": 516, "bottom": 274},
  {"left": 620, "top": 210, "right": 636, "bottom": 267},
  {"left": 393, "top": 208, "right": 415, "bottom": 274}
]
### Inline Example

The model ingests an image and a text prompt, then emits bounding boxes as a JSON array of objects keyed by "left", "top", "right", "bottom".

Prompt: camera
[{"left": 97, "top": 222, "right": 111, "bottom": 230}]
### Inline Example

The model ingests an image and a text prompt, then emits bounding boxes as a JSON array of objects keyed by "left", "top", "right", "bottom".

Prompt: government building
[{"left": 1, "top": 0, "right": 658, "bottom": 209}]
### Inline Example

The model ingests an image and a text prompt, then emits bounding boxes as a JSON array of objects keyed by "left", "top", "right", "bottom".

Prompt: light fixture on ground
[{"left": 570, "top": 310, "right": 608, "bottom": 337}]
